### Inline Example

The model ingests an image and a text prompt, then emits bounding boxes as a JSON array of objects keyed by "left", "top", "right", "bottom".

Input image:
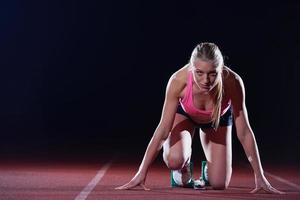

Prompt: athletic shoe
[
  {"left": 170, "top": 162, "right": 194, "bottom": 188},
  {"left": 170, "top": 162, "right": 205, "bottom": 189},
  {"left": 193, "top": 179, "right": 206, "bottom": 190},
  {"left": 200, "top": 160, "right": 210, "bottom": 186}
]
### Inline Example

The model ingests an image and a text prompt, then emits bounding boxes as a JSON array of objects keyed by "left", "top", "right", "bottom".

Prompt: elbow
[
  {"left": 236, "top": 128, "right": 248, "bottom": 145},
  {"left": 156, "top": 124, "right": 171, "bottom": 141},
  {"left": 161, "top": 130, "right": 170, "bottom": 141},
  {"left": 160, "top": 128, "right": 171, "bottom": 148},
  {"left": 152, "top": 126, "right": 170, "bottom": 149},
  {"left": 237, "top": 132, "right": 246, "bottom": 144},
  {"left": 237, "top": 128, "right": 253, "bottom": 145},
  {"left": 157, "top": 132, "right": 170, "bottom": 151}
]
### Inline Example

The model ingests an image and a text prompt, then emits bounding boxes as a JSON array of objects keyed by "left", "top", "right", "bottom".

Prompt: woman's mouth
[{"left": 200, "top": 84, "right": 210, "bottom": 89}]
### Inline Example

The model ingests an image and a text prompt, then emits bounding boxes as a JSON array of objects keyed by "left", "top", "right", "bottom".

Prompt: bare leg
[
  {"left": 200, "top": 126, "right": 232, "bottom": 189},
  {"left": 163, "top": 114, "right": 195, "bottom": 170}
]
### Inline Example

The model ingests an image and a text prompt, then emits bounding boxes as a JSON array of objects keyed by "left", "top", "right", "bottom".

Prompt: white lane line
[
  {"left": 74, "top": 159, "right": 114, "bottom": 200},
  {"left": 265, "top": 171, "right": 300, "bottom": 190}
]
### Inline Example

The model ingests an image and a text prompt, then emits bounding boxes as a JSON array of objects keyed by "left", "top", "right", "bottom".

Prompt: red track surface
[{"left": 0, "top": 157, "right": 299, "bottom": 200}]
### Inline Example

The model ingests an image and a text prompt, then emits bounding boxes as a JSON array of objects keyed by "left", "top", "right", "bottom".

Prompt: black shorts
[{"left": 176, "top": 103, "right": 233, "bottom": 129}]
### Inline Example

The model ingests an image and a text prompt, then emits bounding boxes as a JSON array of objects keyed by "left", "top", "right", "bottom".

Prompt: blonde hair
[{"left": 190, "top": 42, "right": 224, "bottom": 129}]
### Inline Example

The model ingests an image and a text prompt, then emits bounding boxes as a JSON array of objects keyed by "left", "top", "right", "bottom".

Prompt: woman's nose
[{"left": 203, "top": 74, "right": 209, "bottom": 83}]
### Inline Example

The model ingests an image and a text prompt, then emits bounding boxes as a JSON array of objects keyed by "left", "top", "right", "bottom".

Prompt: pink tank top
[{"left": 179, "top": 71, "right": 231, "bottom": 120}]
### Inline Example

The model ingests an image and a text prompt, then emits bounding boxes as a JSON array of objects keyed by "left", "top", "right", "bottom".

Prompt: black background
[{"left": 0, "top": 1, "right": 299, "bottom": 163}]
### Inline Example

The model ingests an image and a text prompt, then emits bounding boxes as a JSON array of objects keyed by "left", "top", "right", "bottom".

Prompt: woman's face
[{"left": 191, "top": 58, "right": 221, "bottom": 93}]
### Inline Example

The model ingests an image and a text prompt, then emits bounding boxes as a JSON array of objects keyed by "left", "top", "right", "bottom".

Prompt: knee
[
  {"left": 210, "top": 178, "right": 230, "bottom": 190},
  {"left": 164, "top": 154, "right": 185, "bottom": 170},
  {"left": 211, "top": 182, "right": 227, "bottom": 190},
  {"left": 209, "top": 166, "right": 232, "bottom": 190}
]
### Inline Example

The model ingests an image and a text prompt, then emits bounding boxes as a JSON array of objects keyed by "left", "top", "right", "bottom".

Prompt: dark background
[{"left": 0, "top": 1, "right": 299, "bottom": 163}]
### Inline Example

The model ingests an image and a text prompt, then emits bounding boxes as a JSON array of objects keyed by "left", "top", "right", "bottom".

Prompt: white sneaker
[{"left": 171, "top": 162, "right": 193, "bottom": 187}]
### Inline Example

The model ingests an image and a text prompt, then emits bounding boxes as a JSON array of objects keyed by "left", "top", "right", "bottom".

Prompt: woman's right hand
[{"left": 115, "top": 171, "right": 150, "bottom": 190}]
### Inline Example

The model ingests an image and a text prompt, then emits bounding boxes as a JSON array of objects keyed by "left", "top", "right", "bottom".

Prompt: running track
[{"left": 0, "top": 155, "right": 299, "bottom": 200}]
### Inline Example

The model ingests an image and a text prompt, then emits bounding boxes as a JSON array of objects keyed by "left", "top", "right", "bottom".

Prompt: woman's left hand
[{"left": 250, "top": 175, "right": 285, "bottom": 194}]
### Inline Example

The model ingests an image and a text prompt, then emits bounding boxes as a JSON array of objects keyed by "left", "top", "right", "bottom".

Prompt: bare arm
[
  {"left": 137, "top": 74, "right": 181, "bottom": 176},
  {"left": 231, "top": 74, "right": 284, "bottom": 194},
  {"left": 231, "top": 75, "right": 263, "bottom": 177},
  {"left": 116, "top": 73, "right": 182, "bottom": 190}
]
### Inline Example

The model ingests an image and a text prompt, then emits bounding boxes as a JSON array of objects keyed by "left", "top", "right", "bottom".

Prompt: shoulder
[
  {"left": 223, "top": 66, "right": 246, "bottom": 108},
  {"left": 166, "top": 64, "right": 190, "bottom": 97},
  {"left": 223, "top": 66, "right": 244, "bottom": 90}
]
